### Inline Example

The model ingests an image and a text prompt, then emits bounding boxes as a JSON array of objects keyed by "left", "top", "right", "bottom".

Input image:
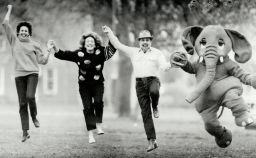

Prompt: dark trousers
[
  {"left": 15, "top": 73, "right": 38, "bottom": 131},
  {"left": 135, "top": 76, "right": 160, "bottom": 140},
  {"left": 79, "top": 83, "right": 104, "bottom": 131}
]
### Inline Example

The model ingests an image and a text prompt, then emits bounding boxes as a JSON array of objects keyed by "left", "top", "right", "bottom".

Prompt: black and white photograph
[{"left": 1, "top": 0, "right": 256, "bottom": 157}]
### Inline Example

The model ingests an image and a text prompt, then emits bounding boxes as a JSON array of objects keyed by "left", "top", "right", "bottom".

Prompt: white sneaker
[
  {"left": 88, "top": 131, "right": 95, "bottom": 144},
  {"left": 96, "top": 123, "right": 104, "bottom": 135}
]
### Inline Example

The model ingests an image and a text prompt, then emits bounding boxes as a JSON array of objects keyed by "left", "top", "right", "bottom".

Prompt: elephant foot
[
  {"left": 245, "top": 117, "right": 256, "bottom": 130},
  {"left": 215, "top": 128, "right": 232, "bottom": 148},
  {"left": 236, "top": 116, "right": 254, "bottom": 127},
  {"left": 245, "top": 122, "right": 256, "bottom": 130},
  {"left": 245, "top": 104, "right": 256, "bottom": 129}
]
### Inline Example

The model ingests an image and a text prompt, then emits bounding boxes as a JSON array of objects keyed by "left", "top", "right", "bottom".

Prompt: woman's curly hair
[
  {"left": 16, "top": 21, "right": 32, "bottom": 36},
  {"left": 79, "top": 32, "right": 103, "bottom": 48}
]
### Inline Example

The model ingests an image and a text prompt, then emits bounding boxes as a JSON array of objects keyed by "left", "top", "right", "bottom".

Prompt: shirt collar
[{"left": 139, "top": 47, "right": 152, "bottom": 53}]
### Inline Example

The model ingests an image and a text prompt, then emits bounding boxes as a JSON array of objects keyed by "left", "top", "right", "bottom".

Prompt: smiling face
[
  {"left": 139, "top": 38, "right": 152, "bottom": 52},
  {"left": 18, "top": 26, "right": 30, "bottom": 40},
  {"left": 84, "top": 36, "right": 96, "bottom": 51},
  {"left": 194, "top": 25, "right": 232, "bottom": 58}
]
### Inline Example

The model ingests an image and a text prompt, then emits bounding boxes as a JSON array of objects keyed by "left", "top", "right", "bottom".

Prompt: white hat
[{"left": 137, "top": 30, "right": 153, "bottom": 40}]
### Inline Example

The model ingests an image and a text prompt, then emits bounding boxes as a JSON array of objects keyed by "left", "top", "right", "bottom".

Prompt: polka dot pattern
[
  {"left": 78, "top": 51, "right": 84, "bottom": 57},
  {"left": 95, "top": 49, "right": 101, "bottom": 55}
]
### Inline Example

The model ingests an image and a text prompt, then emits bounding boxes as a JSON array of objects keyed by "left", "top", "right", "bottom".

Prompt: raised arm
[
  {"left": 102, "top": 25, "right": 135, "bottom": 57},
  {"left": 47, "top": 40, "right": 78, "bottom": 62},
  {"left": 2, "top": 5, "right": 16, "bottom": 46}
]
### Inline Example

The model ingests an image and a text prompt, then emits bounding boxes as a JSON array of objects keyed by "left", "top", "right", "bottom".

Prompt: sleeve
[
  {"left": 2, "top": 20, "right": 16, "bottom": 46},
  {"left": 181, "top": 61, "right": 197, "bottom": 74},
  {"left": 54, "top": 49, "right": 79, "bottom": 62},
  {"left": 34, "top": 42, "right": 48, "bottom": 65},
  {"left": 104, "top": 41, "right": 117, "bottom": 61},
  {"left": 106, "top": 31, "right": 135, "bottom": 58},
  {"left": 227, "top": 61, "right": 256, "bottom": 88}
]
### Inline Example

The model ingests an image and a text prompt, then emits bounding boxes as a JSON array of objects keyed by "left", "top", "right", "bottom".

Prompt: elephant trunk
[{"left": 186, "top": 49, "right": 219, "bottom": 103}]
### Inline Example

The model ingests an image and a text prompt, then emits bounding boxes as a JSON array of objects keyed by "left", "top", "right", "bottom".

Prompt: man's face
[
  {"left": 139, "top": 38, "right": 152, "bottom": 52},
  {"left": 84, "top": 36, "right": 96, "bottom": 51},
  {"left": 18, "top": 26, "right": 30, "bottom": 40}
]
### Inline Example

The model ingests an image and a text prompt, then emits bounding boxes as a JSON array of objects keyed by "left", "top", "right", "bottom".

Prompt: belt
[{"left": 136, "top": 76, "right": 157, "bottom": 81}]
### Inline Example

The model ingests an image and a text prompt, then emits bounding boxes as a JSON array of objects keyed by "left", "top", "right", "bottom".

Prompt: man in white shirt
[{"left": 103, "top": 26, "right": 171, "bottom": 152}]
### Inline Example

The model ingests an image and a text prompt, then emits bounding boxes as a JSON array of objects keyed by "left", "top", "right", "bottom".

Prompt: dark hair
[
  {"left": 16, "top": 21, "right": 32, "bottom": 36},
  {"left": 79, "top": 32, "right": 103, "bottom": 48}
]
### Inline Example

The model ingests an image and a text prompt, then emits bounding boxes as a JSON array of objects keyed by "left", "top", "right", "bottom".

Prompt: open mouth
[
  {"left": 20, "top": 33, "right": 29, "bottom": 38},
  {"left": 142, "top": 44, "right": 148, "bottom": 47}
]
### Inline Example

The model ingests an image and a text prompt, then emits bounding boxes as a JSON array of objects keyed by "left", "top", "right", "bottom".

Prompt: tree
[{"left": 2, "top": 0, "right": 256, "bottom": 116}]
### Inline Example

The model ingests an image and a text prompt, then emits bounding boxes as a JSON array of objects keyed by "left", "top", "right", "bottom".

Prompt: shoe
[
  {"left": 33, "top": 118, "right": 40, "bottom": 128},
  {"left": 147, "top": 139, "right": 158, "bottom": 152},
  {"left": 215, "top": 128, "right": 232, "bottom": 148},
  {"left": 21, "top": 131, "right": 30, "bottom": 142},
  {"left": 88, "top": 131, "right": 96, "bottom": 144},
  {"left": 153, "top": 108, "right": 159, "bottom": 118},
  {"left": 96, "top": 123, "right": 104, "bottom": 135}
]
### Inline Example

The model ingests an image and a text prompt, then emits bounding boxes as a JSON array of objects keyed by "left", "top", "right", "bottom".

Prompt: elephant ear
[
  {"left": 225, "top": 29, "right": 252, "bottom": 63},
  {"left": 182, "top": 26, "right": 203, "bottom": 55}
]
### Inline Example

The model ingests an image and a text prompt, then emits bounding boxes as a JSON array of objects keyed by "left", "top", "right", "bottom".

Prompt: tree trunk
[
  {"left": 116, "top": 48, "right": 132, "bottom": 117},
  {"left": 112, "top": 0, "right": 132, "bottom": 117}
]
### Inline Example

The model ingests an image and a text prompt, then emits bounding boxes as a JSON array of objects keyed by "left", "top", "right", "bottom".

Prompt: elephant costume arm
[
  {"left": 226, "top": 60, "right": 256, "bottom": 88},
  {"left": 181, "top": 61, "right": 197, "bottom": 74}
]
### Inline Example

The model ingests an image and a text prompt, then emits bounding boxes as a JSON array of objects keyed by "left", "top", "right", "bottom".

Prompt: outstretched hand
[
  {"left": 170, "top": 51, "right": 188, "bottom": 68},
  {"left": 47, "top": 40, "right": 59, "bottom": 54},
  {"left": 102, "top": 25, "right": 112, "bottom": 34},
  {"left": 7, "top": 5, "right": 12, "bottom": 11}
]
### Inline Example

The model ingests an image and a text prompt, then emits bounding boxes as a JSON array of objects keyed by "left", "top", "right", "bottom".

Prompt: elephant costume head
[{"left": 181, "top": 25, "right": 252, "bottom": 103}]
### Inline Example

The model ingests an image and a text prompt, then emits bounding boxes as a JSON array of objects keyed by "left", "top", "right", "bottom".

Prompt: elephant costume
[{"left": 171, "top": 25, "right": 256, "bottom": 148}]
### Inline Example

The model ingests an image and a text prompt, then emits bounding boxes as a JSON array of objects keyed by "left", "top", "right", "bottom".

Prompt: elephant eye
[
  {"left": 200, "top": 38, "right": 206, "bottom": 47},
  {"left": 218, "top": 39, "right": 225, "bottom": 47}
]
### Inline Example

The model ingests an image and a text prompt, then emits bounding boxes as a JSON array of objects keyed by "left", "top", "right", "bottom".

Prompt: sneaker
[
  {"left": 33, "top": 118, "right": 40, "bottom": 128},
  {"left": 96, "top": 123, "right": 104, "bottom": 135},
  {"left": 21, "top": 131, "right": 30, "bottom": 142},
  {"left": 153, "top": 108, "right": 159, "bottom": 118},
  {"left": 146, "top": 139, "right": 158, "bottom": 152},
  {"left": 88, "top": 131, "right": 96, "bottom": 144}
]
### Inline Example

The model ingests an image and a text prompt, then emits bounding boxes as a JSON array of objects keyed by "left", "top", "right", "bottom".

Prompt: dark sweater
[{"left": 54, "top": 42, "right": 116, "bottom": 84}]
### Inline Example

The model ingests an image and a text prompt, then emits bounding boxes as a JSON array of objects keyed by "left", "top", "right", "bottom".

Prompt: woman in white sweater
[{"left": 2, "top": 5, "right": 51, "bottom": 142}]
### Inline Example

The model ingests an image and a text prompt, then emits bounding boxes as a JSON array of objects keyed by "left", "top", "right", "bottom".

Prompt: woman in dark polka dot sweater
[{"left": 47, "top": 32, "right": 116, "bottom": 143}]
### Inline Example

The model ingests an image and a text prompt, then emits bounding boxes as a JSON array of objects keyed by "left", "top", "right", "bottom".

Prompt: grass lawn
[{"left": 0, "top": 104, "right": 256, "bottom": 158}]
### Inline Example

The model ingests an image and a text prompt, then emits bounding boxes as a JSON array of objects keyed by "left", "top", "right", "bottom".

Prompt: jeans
[
  {"left": 135, "top": 76, "right": 160, "bottom": 140},
  {"left": 15, "top": 73, "right": 38, "bottom": 131},
  {"left": 79, "top": 83, "right": 104, "bottom": 131}
]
